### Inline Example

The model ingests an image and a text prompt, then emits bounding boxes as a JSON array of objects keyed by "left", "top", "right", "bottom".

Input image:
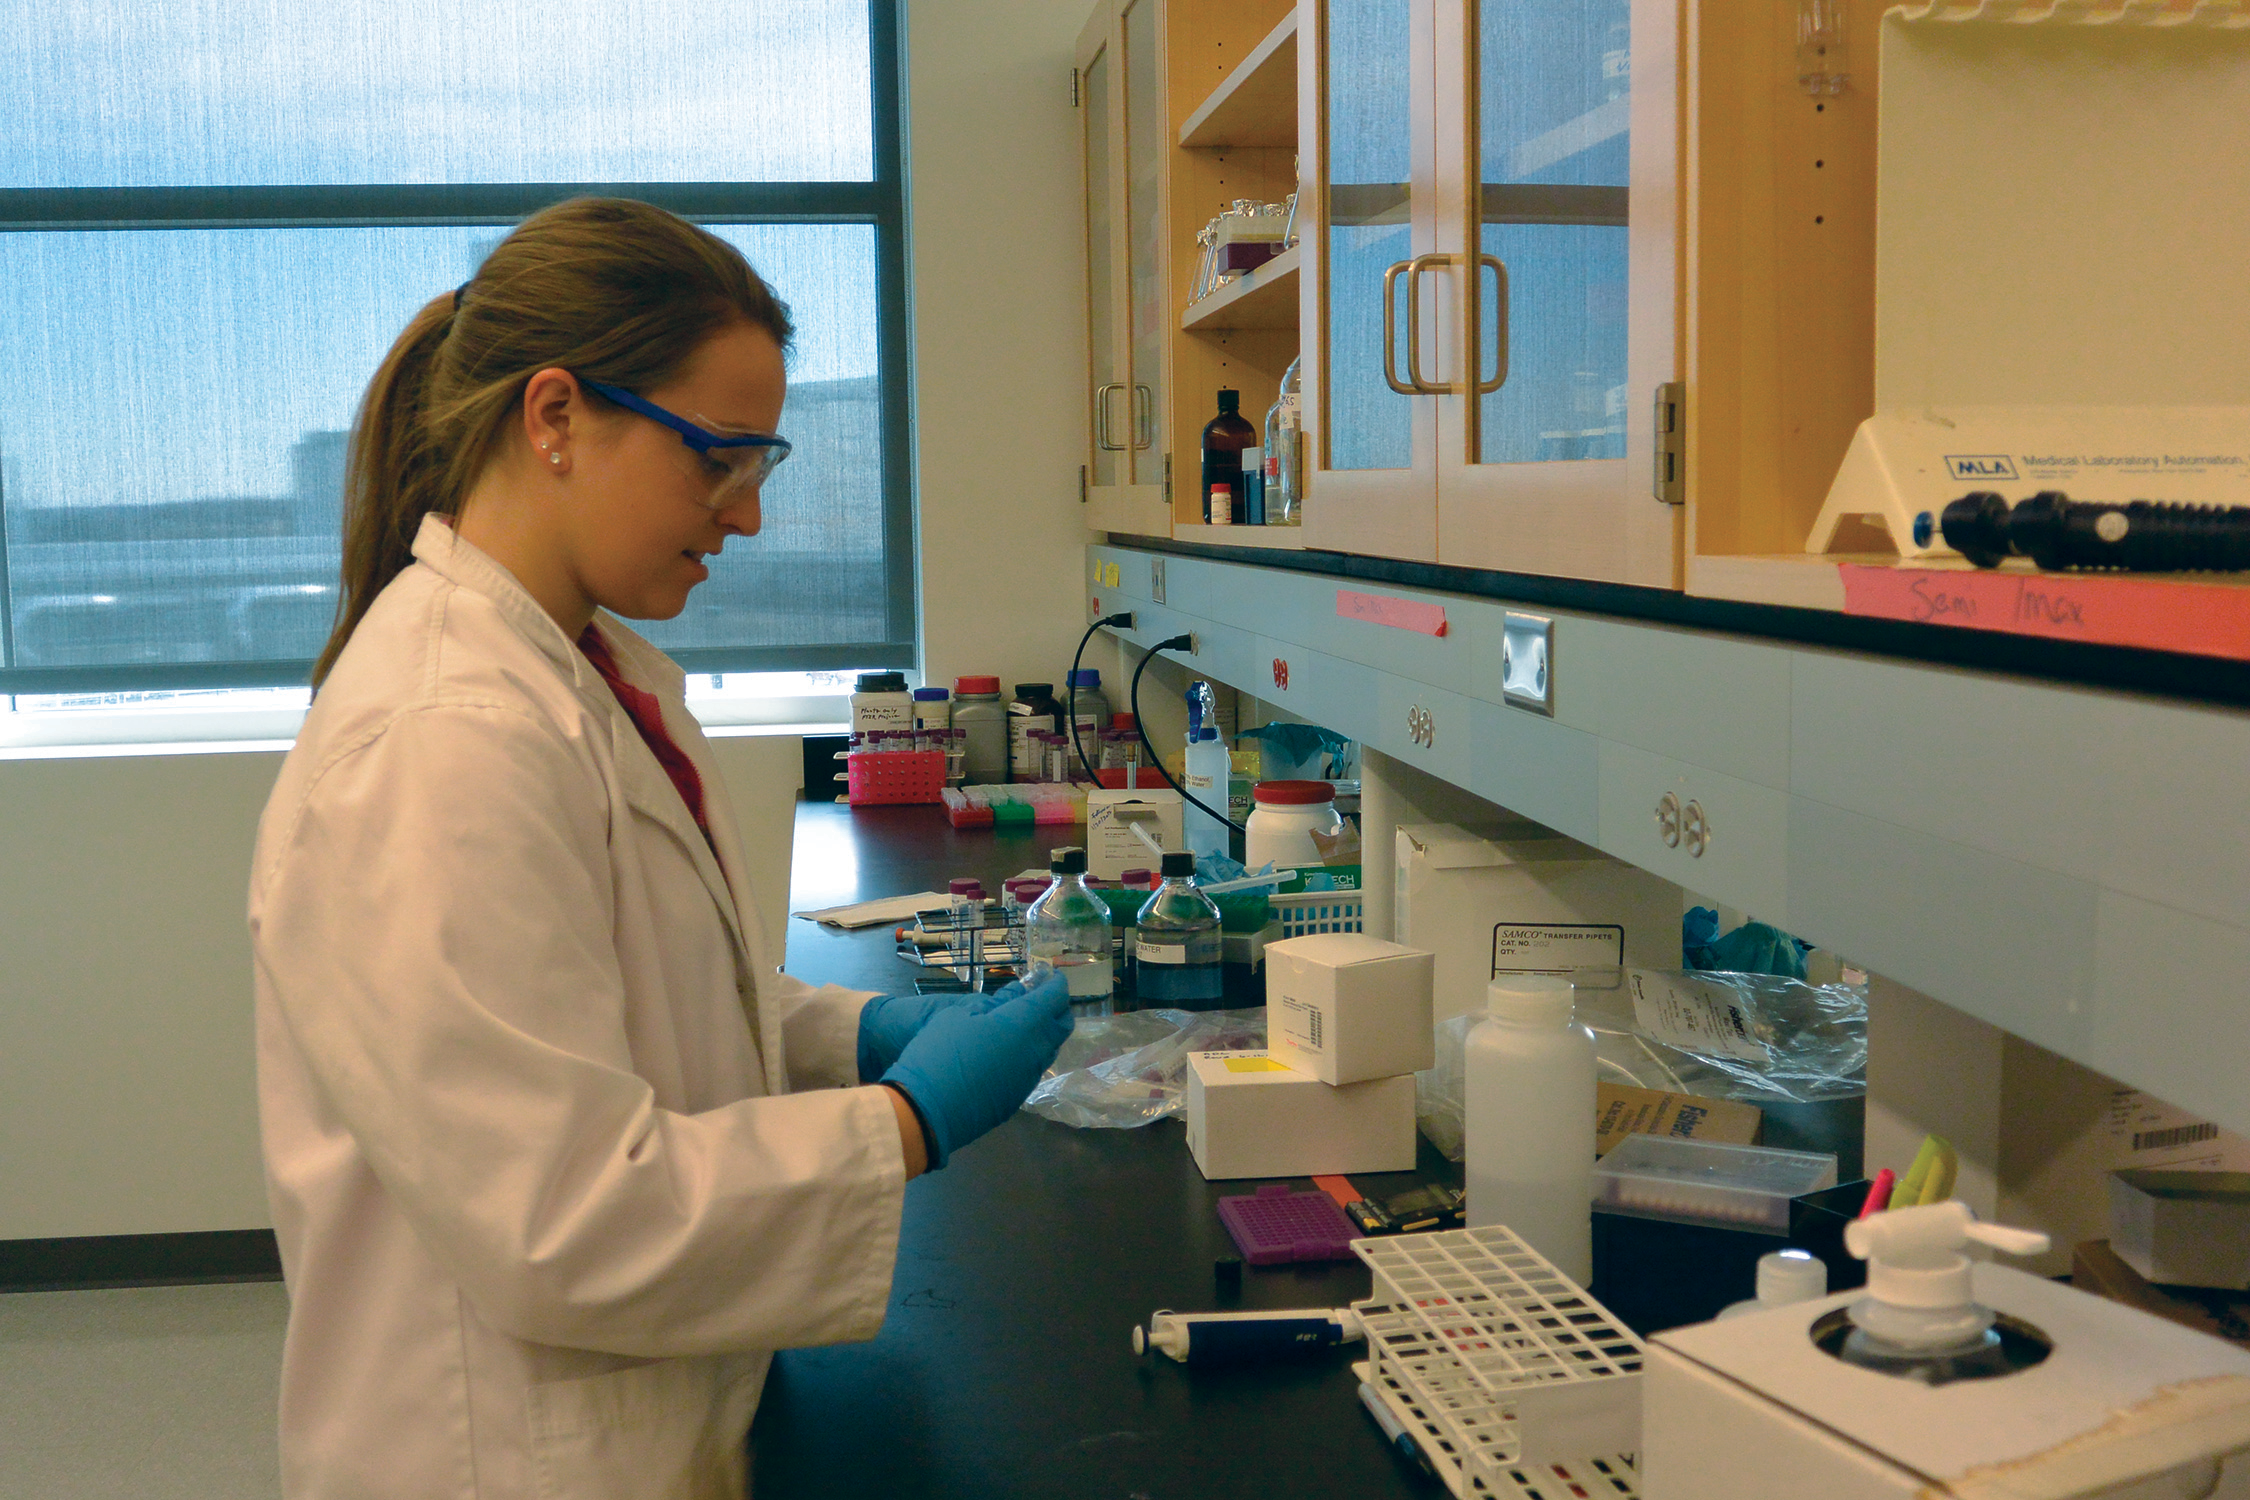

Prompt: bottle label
[
  {"left": 1279, "top": 391, "right": 1300, "bottom": 418},
  {"left": 852, "top": 700, "right": 915, "bottom": 732},
  {"left": 1137, "top": 940, "right": 1190, "bottom": 965}
]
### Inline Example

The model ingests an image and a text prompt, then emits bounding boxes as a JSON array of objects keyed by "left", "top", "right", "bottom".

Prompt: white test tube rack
[{"left": 1352, "top": 1224, "right": 1646, "bottom": 1499}]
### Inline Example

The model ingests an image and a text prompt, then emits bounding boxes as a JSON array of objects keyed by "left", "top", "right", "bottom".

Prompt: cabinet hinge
[
  {"left": 1653, "top": 381, "right": 1686, "bottom": 506},
  {"left": 1070, "top": 67, "right": 1081, "bottom": 108},
  {"left": 1162, "top": 452, "right": 1172, "bottom": 504},
  {"left": 1079, "top": 463, "right": 1088, "bottom": 505}
]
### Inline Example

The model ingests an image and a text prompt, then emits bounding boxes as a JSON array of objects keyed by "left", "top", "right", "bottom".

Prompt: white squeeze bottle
[{"left": 1464, "top": 973, "right": 1597, "bottom": 1284}]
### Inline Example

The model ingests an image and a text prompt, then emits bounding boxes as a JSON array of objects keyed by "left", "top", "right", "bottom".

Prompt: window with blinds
[{"left": 0, "top": 0, "right": 913, "bottom": 694}]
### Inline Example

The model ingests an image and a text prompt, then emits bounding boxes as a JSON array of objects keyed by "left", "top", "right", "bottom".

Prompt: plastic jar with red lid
[{"left": 1242, "top": 780, "right": 1344, "bottom": 871}]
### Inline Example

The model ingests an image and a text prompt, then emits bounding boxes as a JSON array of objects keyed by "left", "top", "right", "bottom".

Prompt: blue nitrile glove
[
  {"left": 880, "top": 968, "right": 1073, "bottom": 1168},
  {"left": 859, "top": 978, "right": 1055, "bottom": 1082},
  {"left": 858, "top": 993, "right": 950, "bottom": 1084}
]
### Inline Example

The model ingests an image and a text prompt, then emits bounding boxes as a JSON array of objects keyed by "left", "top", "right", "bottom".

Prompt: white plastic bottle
[
  {"left": 1464, "top": 973, "right": 1597, "bottom": 1284},
  {"left": 1716, "top": 1248, "right": 1830, "bottom": 1319},
  {"left": 1181, "top": 682, "right": 1232, "bottom": 862}
]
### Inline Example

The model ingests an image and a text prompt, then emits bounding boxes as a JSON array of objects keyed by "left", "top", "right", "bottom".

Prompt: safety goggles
[{"left": 578, "top": 377, "right": 791, "bottom": 506}]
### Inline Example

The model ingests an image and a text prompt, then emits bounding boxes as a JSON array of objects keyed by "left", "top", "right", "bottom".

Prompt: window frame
[{"left": 0, "top": 0, "right": 915, "bottom": 696}]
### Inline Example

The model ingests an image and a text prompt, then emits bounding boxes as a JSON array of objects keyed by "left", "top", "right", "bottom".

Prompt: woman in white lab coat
[{"left": 249, "top": 197, "right": 1072, "bottom": 1500}]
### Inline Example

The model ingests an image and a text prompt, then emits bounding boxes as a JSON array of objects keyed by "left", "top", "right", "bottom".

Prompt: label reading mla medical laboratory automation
[{"left": 1628, "top": 969, "right": 1765, "bottom": 1063}]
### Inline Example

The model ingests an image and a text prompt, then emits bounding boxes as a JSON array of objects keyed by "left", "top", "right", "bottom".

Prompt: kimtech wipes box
[
  {"left": 1265, "top": 933, "right": 1434, "bottom": 1085},
  {"left": 1395, "top": 823, "right": 1682, "bottom": 1023},
  {"left": 1185, "top": 1050, "right": 1418, "bottom": 1180}
]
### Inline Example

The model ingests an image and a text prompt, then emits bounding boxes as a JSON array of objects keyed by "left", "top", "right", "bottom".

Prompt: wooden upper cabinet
[
  {"left": 1084, "top": 0, "right": 1878, "bottom": 590},
  {"left": 1077, "top": 0, "right": 1173, "bottom": 539},
  {"left": 1300, "top": 0, "right": 1682, "bottom": 585},
  {"left": 1077, "top": 0, "right": 1302, "bottom": 548}
]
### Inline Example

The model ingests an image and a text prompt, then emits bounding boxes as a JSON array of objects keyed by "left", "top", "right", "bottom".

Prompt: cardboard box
[
  {"left": 1394, "top": 823, "right": 1682, "bottom": 1023},
  {"left": 1085, "top": 787, "right": 1184, "bottom": 880},
  {"left": 2109, "top": 1170, "right": 2250, "bottom": 1291},
  {"left": 1264, "top": 933, "right": 1434, "bottom": 1085},
  {"left": 1594, "top": 1083, "right": 1762, "bottom": 1158},
  {"left": 2072, "top": 1240, "right": 2250, "bottom": 1351},
  {"left": 1646, "top": 1265, "right": 2250, "bottom": 1499},
  {"left": 1184, "top": 1050, "right": 1418, "bottom": 1180}
]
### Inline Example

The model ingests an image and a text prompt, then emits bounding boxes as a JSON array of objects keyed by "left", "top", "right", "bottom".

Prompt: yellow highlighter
[
  {"left": 1895, "top": 1134, "right": 1957, "bottom": 1208},
  {"left": 1918, "top": 1137, "right": 1959, "bottom": 1205}
]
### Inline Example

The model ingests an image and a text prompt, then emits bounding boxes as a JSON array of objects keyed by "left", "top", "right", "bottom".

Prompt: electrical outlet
[
  {"left": 1151, "top": 557, "right": 1166, "bottom": 603},
  {"left": 1500, "top": 611, "right": 1555, "bottom": 715}
]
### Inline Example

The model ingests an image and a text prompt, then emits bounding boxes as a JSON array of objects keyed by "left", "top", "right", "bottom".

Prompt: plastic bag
[
  {"left": 1022, "top": 1007, "right": 1267, "bottom": 1129},
  {"left": 1414, "top": 968, "right": 1867, "bottom": 1161}
]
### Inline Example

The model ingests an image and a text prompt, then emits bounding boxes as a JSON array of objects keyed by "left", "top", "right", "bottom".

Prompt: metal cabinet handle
[
  {"left": 1476, "top": 253, "right": 1509, "bottom": 395},
  {"left": 1655, "top": 792, "right": 1681, "bottom": 849},
  {"left": 1095, "top": 382, "right": 1125, "bottom": 451},
  {"left": 1683, "top": 800, "right": 1711, "bottom": 858},
  {"left": 1382, "top": 255, "right": 1458, "bottom": 397},
  {"left": 1405, "top": 253, "right": 1458, "bottom": 395},
  {"left": 1133, "top": 384, "right": 1154, "bottom": 450},
  {"left": 1380, "top": 260, "right": 1415, "bottom": 395}
]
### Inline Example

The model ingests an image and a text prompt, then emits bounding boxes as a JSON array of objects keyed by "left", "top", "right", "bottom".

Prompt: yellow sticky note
[{"left": 1224, "top": 1056, "right": 1292, "bottom": 1073}]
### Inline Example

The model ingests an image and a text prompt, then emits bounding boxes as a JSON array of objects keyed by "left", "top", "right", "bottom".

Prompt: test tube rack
[
  {"left": 1352, "top": 1226, "right": 1644, "bottom": 1499},
  {"left": 840, "top": 749, "right": 948, "bottom": 807},
  {"left": 893, "top": 907, "right": 1025, "bottom": 976}
]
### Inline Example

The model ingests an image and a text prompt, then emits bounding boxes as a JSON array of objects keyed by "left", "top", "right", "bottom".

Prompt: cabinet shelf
[
  {"left": 1180, "top": 243, "right": 1299, "bottom": 332},
  {"left": 1178, "top": 9, "right": 1297, "bottom": 149}
]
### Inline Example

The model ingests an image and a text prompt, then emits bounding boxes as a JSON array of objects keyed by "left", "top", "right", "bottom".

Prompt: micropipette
[{"left": 1131, "top": 1307, "right": 1363, "bottom": 1366}]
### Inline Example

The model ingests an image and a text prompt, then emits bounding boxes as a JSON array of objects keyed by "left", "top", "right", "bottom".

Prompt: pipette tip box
[
  {"left": 1216, "top": 1184, "right": 1359, "bottom": 1265},
  {"left": 1593, "top": 1135, "right": 1837, "bottom": 1233}
]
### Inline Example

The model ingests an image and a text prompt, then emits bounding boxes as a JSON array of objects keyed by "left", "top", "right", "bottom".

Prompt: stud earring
[{"left": 549, "top": 453, "right": 563, "bottom": 466}]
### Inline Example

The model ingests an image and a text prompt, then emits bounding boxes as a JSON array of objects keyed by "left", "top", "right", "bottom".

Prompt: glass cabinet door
[
  {"left": 1469, "top": 0, "right": 1629, "bottom": 468},
  {"left": 1122, "top": 0, "right": 1165, "bottom": 489},
  {"left": 1304, "top": 0, "right": 1439, "bottom": 562},
  {"left": 1433, "top": 0, "right": 1670, "bottom": 584},
  {"left": 1079, "top": 17, "right": 1125, "bottom": 493}
]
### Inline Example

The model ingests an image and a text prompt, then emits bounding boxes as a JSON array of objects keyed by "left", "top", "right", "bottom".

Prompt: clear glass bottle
[
  {"left": 1263, "top": 357, "right": 1303, "bottom": 526},
  {"left": 1026, "top": 848, "right": 1113, "bottom": 1009},
  {"left": 1132, "top": 852, "right": 1224, "bottom": 1010}
]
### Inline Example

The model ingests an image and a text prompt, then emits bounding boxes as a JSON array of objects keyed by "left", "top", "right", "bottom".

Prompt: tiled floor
[{"left": 0, "top": 1281, "right": 285, "bottom": 1499}]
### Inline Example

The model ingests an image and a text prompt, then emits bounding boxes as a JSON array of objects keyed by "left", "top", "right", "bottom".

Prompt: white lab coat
[{"left": 250, "top": 516, "right": 904, "bottom": 1500}]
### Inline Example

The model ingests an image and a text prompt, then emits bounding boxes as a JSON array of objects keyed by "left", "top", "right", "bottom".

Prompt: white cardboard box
[
  {"left": 1184, "top": 1050, "right": 1417, "bottom": 1180},
  {"left": 1085, "top": 787, "right": 1184, "bottom": 880},
  {"left": 1265, "top": 933, "right": 1434, "bottom": 1086},
  {"left": 2109, "top": 1170, "right": 2250, "bottom": 1292},
  {"left": 1394, "top": 823, "right": 1683, "bottom": 1023},
  {"left": 1643, "top": 1265, "right": 2250, "bottom": 1499}
]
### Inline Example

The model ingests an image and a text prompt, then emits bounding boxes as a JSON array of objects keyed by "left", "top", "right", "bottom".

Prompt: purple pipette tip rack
[{"left": 1216, "top": 1184, "right": 1358, "bottom": 1266}]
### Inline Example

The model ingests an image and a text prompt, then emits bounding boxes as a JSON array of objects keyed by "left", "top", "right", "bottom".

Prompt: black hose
[
  {"left": 1066, "top": 613, "right": 1134, "bottom": 783},
  {"left": 1125, "top": 635, "right": 1245, "bottom": 834}
]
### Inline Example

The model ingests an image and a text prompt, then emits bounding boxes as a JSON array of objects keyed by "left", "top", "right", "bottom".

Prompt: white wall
[
  {"left": 907, "top": 0, "right": 1091, "bottom": 692},
  {"left": 0, "top": 736, "right": 802, "bottom": 1241}
]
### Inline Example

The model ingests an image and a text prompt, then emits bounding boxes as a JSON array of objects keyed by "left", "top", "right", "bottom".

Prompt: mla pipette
[{"left": 1132, "top": 1307, "right": 1364, "bottom": 1366}]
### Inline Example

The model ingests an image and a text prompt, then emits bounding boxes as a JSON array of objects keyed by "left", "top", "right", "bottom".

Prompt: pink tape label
[
  {"left": 1336, "top": 589, "right": 1448, "bottom": 637},
  {"left": 1839, "top": 564, "right": 2250, "bottom": 661}
]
